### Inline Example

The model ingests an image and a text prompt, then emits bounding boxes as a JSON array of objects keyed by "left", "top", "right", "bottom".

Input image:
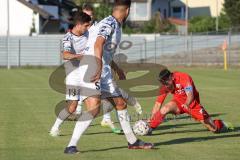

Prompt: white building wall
[
  {"left": 0, "top": 0, "right": 39, "bottom": 36},
  {"left": 129, "top": 0, "right": 152, "bottom": 21},
  {"left": 0, "top": 0, "right": 8, "bottom": 35},
  {"left": 179, "top": 0, "right": 224, "bottom": 17}
]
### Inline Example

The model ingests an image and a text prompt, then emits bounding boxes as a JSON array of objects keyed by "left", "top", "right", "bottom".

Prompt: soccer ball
[{"left": 133, "top": 120, "right": 150, "bottom": 136}]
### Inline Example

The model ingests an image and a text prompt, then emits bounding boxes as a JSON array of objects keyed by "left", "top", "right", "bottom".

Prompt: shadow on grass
[
  {"left": 154, "top": 132, "right": 240, "bottom": 146},
  {"left": 153, "top": 122, "right": 199, "bottom": 131},
  {"left": 85, "top": 131, "right": 113, "bottom": 135},
  {"left": 164, "top": 113, "right": 226, "bottom": 122},
  {"left": 80, "top": 145, "right": 127, "bottom": 153},
  {"left": 151, "top": 128, "right": 208, "bottom": 136}
]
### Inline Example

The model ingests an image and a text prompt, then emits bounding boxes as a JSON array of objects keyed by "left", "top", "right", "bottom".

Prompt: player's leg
[
  {"left": 100, "top": 99, "right": 121, "bottom": 134},
  {"left": 196, "top": 108, "right": 234, "bottom": 133},
  {"left": 149, "top": 100, "right": 180, "bottom": 130},
  {"left": 186, "top": 103, "right": 233, "bottom": 133},
  {"left": 50, "top": 69, "right": 82, "bottom": 136},
  {"left": 64, "top": 96, "right": 101, "bottom": 154},
  {"left": 119, "top": 88, "right": 142, "bottom": 114},
  {"left": 49, "top": 99, "right": 79, "bottom": 137},
  {"left": 200, "top": 117, "right": 218, "bottom": 132},
  {"left": 110, "top": 97, "right": 153, "bottom": 149}
]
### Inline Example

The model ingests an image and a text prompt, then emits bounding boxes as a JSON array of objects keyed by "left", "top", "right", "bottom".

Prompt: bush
[
  {"left": 189, "top": 13, "right": 231, "bottom": 33},
  {"left": 123, "top": 17, "right": 176, "bottom": 34},
  {"left": 189, "top": 16, "right": 216, "bottom": 32}
]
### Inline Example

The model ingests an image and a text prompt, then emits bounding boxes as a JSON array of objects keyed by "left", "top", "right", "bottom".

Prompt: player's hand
[
  {"left": 91, "top": 69, "right": 101, "bottom": 82},
  {"left": 181, "top": 104, "right": 188, "bottom": 110},
  {"left": 76, "top": 54, "right": 83, "bottom": 60}
]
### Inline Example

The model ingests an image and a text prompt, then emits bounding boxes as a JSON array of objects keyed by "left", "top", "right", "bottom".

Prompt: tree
[
  {"left": 189, "top": 14, "right": 231, "bottom": 33},
  {"left": 93, "top": 4, "right": 112, "bottom": 21},
  {"left": 189, "top": 16, "right": 216, "bottom": 32},
  {"left": 224, "top": 0, "right": 240, "bottom": 27},
  {"left": 72, "top": 1, "right": 112, "bottom": 21}
]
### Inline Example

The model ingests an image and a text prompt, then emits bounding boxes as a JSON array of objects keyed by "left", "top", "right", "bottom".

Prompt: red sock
[
  {"left": 149, "top": 111, "right": 165, "bottom": 129},
  {"left": 213, "top": 119, "right": 223, "bottom": 132}
]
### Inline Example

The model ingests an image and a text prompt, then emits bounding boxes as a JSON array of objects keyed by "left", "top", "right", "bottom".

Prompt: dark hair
[
  {"left": 82, "top": 3, "right": 94, "bottom": 11},
  {"left": 158, "top": 68, "right": 172, "bottom": 81},
  {"left": 73, "top": 12, "right": 91, "bottom": 25},
  {"left": 114, "top": 0, "right": 131, "bottom": 8}
]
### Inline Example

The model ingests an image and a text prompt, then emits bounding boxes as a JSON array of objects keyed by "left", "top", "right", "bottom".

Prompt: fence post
[
  {"left": 161, "top": 39, "right": 164, "bottom": 63},
  {"left": 228, "top": 28, "right": 232, "bottom": 67},
  {"left": 18, "top": 38, "right": 21, "bottom": 67},
  {"left": 190, "top": 32, "right": 193, "bottom": 66},
  {"left": 59, "top": 39, "right": 62, "bottom": 65},
  {"left": 144, "top": 38, "right": 147, "bottom": 63},
  {"left": 154, "top": 33, "right": 157, "bottom": 64},
  {"left": 7, "top": 36, "right": 11, "bottom": 69}
]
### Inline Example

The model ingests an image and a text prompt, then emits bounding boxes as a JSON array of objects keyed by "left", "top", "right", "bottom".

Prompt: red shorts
[{"left": 173, "top": 99, "right": 209, "bottom": 121}]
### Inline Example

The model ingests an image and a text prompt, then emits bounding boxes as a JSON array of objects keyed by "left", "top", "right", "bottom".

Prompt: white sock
[
  {"left": 117, "top": 109, "right": 137, "bottom": 144},
  {"left": 67, "top": 111, "right": 93, "bottom": 147},
  {"left": 51, "top": 107, "right": 71, "bottom": 130},
  {"left": 51, "top": 118, "right": 63, "bottom": 130},
  {"left": 103, "top": 112, "right": 111, "bottom": 121}
]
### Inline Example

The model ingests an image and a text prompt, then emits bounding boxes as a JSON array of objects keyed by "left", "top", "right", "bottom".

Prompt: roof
[
  {"left": 17, "top": 0, "right": 54, "bottom": 19},
  {"left": 168, "top": 17, "right": 187, "bottom": 26}
]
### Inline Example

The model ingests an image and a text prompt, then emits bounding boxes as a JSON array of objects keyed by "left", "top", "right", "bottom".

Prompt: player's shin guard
[
  {"left": 149, "top": 110, "right": 165, "bottom": 129},
  {"left": 117, "top": 109, "right": 137, "bottom": 144},
  {"left": 67, "top": 111, "right": 94, "bottom": 147},
  {"left": 51, "top": 107, "right": 71, "bottom": 130}
]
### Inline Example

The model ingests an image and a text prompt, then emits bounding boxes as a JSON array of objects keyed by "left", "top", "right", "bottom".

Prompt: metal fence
[{"left": 0, "top": 30, "right": 239, "bottom": 67}]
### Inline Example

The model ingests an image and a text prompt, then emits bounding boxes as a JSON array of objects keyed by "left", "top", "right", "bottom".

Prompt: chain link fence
[{"left": 0, "top": 29, "right": 239, "bottom": 68}]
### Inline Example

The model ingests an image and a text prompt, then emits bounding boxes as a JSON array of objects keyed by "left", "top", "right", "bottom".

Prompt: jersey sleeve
[
  {"left": 156, "top": 93, "right": 167, "bottom": 104},
  {"left": 155, "top": 85, "right": 168, "bottom": 104},
  {"left": 97, "top": 20, "right": 114, "bottom": 40},
  {"left": 62, "top": 33, "right": 72, "bottom": 52},
  {"left": 180, "top": 74, "right": 193, "bottom": 92}
]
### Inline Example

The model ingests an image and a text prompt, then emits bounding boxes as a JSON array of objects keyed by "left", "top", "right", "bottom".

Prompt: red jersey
[{"left": 156, "top": 72, "right": 199, "bottom": 105}]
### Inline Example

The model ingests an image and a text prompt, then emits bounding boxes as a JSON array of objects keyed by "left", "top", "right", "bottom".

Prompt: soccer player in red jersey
[{"left": 148, "top": 68, "right": 232, "bottom": 135}]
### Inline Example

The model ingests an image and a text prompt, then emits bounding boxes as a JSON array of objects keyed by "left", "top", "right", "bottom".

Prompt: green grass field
[{"left": 0, "top": 67, "right": 240, "bottom": 160}]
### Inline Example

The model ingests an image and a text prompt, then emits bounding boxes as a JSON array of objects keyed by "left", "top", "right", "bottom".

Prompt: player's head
[
  {"left": 72, "top": 12, "right": 91, "bottom": 34},
  {"left": 112, "top": 0, "right": 131, "bottom": 23},
  {"left": 158, "top": 68, "right": 174, "bottom": 87},
  {"left": 82, "top": 3, "right": 94, "bottom": 19}
]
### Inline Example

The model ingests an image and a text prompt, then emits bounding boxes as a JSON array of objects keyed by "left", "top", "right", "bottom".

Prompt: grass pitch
[{"left": 0, "top": 67, "right": 239, "bottom": 160}]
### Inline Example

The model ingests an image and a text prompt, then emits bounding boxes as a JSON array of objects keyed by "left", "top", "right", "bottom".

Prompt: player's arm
[
  {"left": 111, "top": 61, "right": 126, "bottom": 80},
  {"left": 62, "top": 34, "right": 83, "bottom": 60},
  {"left": 150, "top": 93, "right": 167, "bottom": 119},
  {"left": 91, "top": 21, "right": 114, "bottom": 82},
  {"left": 182, "top": 85, "right": 194, "bottom": 109},
  {"left": 91, "top": 36, "right": 105, "bottom": 82},
  {"left": 62, "top": 51, "right": 83, "bottom": 60}
]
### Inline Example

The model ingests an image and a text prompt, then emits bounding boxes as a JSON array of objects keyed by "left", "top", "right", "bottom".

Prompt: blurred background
[{"left": 0, "top": 0, "right": 239, "bottom": 68}]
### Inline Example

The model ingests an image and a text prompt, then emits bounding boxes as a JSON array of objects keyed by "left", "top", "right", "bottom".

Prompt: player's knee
[
  {"left": 115, "top": 99, "right": 127, "bottom": 110},
  {"left": 67, "top": 101, "right": 78, "bottom": 113},
  {"left": 90, "top": 107, "right": 100, "bottom": 117},
  {"left": 160, "top": 105, "right": 170, "bottom": 115}
]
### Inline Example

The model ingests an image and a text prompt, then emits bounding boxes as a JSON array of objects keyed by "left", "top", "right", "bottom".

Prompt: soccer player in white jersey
[
  {"left": 79, "top": 3, "right": 143, "bottom": 134},
  {"left": 49, "top": 12, "right": 92, "bottom": 137},
  {"left": 64, "top": 0, "right": 154, "bottom": 154},
  {"left": 50, "top": 4, "right": 142, "bottom": 137}
]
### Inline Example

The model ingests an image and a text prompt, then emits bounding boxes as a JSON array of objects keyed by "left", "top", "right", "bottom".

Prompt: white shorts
[{"left": 65, "top": 57, "right": 101, "bottom": 101}]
